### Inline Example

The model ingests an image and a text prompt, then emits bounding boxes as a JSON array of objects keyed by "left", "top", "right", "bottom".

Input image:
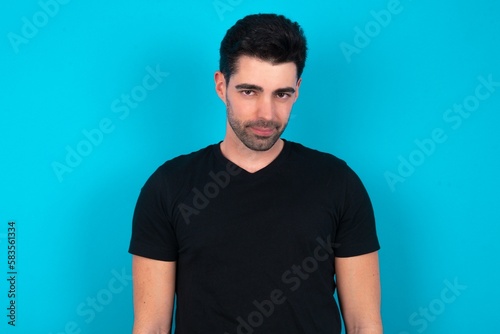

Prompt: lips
[{"left": 250, "top": 126, "right": 276, "bottom": 137}]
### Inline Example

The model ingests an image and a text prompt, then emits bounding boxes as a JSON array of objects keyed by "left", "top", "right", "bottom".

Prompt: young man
[{"left": 129, "top": 13, "right": 382, "bottom": 334}]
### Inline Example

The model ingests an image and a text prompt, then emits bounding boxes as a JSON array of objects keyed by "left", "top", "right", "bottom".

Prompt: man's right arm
[{"left": 132, "top": 255, "right": 176, "bottom": 334}]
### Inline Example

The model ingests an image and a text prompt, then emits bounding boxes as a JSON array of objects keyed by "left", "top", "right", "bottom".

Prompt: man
[{"left": 129, "top": 13, "right": 382, "bottom": 334}]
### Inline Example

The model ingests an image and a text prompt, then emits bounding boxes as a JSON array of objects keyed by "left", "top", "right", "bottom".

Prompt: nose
[{"left": 255, "top": 96, "right": 274, "bottom": 121}]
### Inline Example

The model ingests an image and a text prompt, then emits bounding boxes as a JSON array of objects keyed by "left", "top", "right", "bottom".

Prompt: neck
[{"left": 220, "top": 132, "right": 284, "bottom": 173}]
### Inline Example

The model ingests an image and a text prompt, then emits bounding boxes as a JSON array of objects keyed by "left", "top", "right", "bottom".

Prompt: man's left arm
[{"left": 335, "top": 251, "right": 382, "bottom": 334}]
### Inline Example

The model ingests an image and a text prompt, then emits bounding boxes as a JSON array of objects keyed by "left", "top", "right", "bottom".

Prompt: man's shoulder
[
  {"left": 287, "top": 140, "right": 347, "bottom": 170},
  {"left": 286, "top": 141, "right": 369, "bottom": 195},
  {"left": 144, "top": 144, "right": 216, "bottom": 187},
  {"left": 156, "top": 144, "right": 216, "bottom": 174}
]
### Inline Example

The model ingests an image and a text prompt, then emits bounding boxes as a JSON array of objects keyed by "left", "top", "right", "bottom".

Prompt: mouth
[{"left": 249, "top": 126, "right": 276, "bottom": 137}]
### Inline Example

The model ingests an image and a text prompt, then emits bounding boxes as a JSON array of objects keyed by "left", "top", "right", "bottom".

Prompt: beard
[{"left": 226, "top": 98, "right": 288, "bottom": 151}]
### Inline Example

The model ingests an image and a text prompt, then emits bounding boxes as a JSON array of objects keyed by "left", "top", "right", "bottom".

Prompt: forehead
[{"left": 230, "top": 55, "right": 298, "bottom": 87}]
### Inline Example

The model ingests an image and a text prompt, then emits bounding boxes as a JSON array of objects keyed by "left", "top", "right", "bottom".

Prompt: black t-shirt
[{"left": 129, "top": 140, "right": 380, "bottom": 334}]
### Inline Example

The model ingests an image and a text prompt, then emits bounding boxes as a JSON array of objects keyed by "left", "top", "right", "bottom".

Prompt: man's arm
[
  {"left": 335, "top": 251, "right": 382, "bottom": 334},
  {"left": 132, "top": 255, "right": 176, "bottom": 334}
]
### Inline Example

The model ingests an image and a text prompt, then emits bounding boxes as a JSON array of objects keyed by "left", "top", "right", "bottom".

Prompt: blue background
[{"left": 1, "top": 0, "right": 499, "bottom": 333}]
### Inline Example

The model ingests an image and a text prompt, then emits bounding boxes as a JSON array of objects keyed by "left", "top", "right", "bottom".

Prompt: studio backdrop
[{"left": 1, "top": 0, "right": 499, "bottom": 333}]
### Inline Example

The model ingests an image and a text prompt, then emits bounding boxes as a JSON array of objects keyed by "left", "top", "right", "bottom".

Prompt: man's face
[{"left": 216, "top": 55, "right": 302, "bottom": 151}]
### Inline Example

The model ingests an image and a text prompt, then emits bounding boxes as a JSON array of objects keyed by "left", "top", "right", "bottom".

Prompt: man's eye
[
  {"left": 241, "top": 90, "right": 254, "bottom": 96},
  {"left": 276, "top": 92, "right": 291, "bottom": 99}
]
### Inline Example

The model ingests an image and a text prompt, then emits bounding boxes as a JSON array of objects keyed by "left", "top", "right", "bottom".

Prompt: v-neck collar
[{"left": 212, "top": 139, "right": 291, "bottom": 180}]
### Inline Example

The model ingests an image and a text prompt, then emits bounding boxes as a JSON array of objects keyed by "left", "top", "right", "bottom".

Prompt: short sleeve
[
  {"left": 334, "top": 166, "right": 380, "bottom": 257},
  {"left": 128, "top": 170, "right": 179, "bottom": 261}
]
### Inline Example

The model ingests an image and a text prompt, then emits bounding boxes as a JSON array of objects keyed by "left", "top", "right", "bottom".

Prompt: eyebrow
[{"left": 235, "top": 83, "right": 296, "bottom": 95}]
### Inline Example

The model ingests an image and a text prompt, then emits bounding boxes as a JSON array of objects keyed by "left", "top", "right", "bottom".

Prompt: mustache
[{"left": 244, "top": 120, "right": 281, "bottom": 129}]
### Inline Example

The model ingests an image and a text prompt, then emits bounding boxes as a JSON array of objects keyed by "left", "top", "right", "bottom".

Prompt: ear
[
  {"left": 294, "top": 77, "right": 302, "bottom": 101},
  {"left": 214, "top": 71, "right": 227, "bottom": 103}
]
